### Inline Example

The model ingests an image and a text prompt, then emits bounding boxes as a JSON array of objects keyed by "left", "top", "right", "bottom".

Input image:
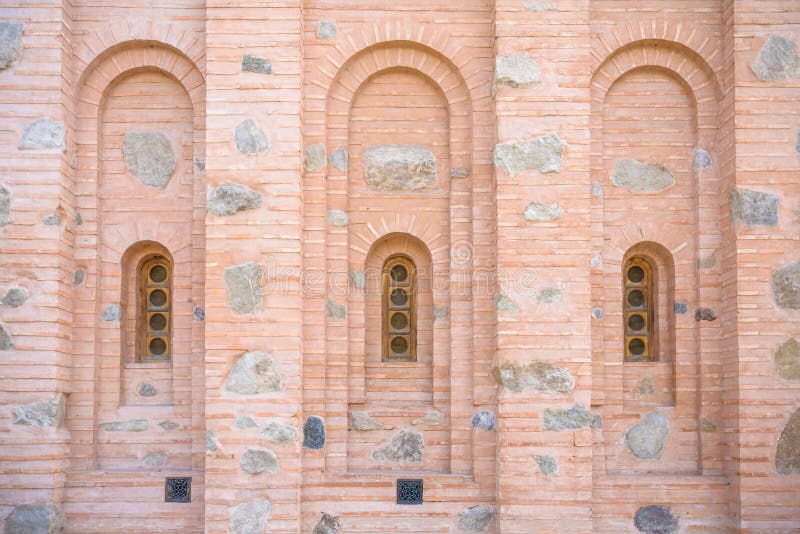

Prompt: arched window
[
  {"left": 139, "top": 255, "right": 172, "bottom": 362},
  {"left": 382, "top": 255, "right": 417, "bottom": 362},
  {"left": 624, "top": 257, "right": 655, "bottom": 361}
]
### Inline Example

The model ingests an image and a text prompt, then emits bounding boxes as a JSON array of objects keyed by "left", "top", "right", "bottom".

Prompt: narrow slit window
[
  {"left": 382, "top": 255, "right": 417, "bottom": 362},
  {"left": 623, "top": 257, "right": 655, "bottom": 362},
  {"left": 139, "top": 256, "right": 172, "bottom": 362}
]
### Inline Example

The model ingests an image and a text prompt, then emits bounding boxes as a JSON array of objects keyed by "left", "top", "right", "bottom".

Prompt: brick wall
[{"left": 0, "top": 1, "right": 798, "bottom": 533}]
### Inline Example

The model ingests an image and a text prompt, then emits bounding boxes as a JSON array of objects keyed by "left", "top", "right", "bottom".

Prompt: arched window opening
[
  {"left": 624, "top": 256, "right": 655, "bottom": 362},
  {"left": 382, "top": 255, "right": 417, "bottom": 362},
  {"left": 138, "top": 255, "right": 172, "bottom": 362}
]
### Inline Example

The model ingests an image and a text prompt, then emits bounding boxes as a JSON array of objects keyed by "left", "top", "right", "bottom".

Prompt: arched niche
[
  {"left": 68, "top": 42, "right": 205, "bottom": 479},
  {"left": 590, "top": 40, "right": 722, "bottom": 476},
  {"left": 317, "top": 41, "right": 478, "bottom": 476}
]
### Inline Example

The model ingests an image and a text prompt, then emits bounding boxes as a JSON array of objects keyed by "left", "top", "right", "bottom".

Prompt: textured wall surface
[{"left": 0, "top": 0, "right": 798, "bottom": 533}]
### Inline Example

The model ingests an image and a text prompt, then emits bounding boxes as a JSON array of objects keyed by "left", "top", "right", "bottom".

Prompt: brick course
[{"left": 0, "top": 0, "right": 798, "bottom": 532}]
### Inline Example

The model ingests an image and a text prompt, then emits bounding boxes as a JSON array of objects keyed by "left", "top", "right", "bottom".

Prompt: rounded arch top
[
  {"left": 326, "top": 40, "right": 473, "bottom": 121},
  {"left": 76, "top": 39, "right": 205, "bottom": 116},
  {"left": 592, "top": 39, "right": 722, "bottom": 106}
]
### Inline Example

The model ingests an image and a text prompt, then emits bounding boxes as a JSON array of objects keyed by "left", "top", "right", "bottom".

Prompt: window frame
[
  {"left": 623, "top": 256, "right": 656, "bottom": 362},
  {"left": 381, "top": 254, "right": 417, "bottom": 362},
  {"left": 138, "top": 255, "right": 172, "bottom": 362}
]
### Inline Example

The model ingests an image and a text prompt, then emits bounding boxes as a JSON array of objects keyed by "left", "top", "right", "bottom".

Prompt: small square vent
[
  {"left": 165, "top": 476, "right": 191, "bottom": 503},
  {"left": 396, "top": 478, "right": 423, "bottom": 505}
]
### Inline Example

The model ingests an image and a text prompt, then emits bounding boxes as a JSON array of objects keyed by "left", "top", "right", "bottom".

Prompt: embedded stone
[
  {"left": 326, "top": 209, "right": 349, "bottom": 227},
  {"left": 591, "top": 254, "right": 602, "bottom": 268},
  {"left": 313, "top": 513, "right": 340, "bottom": 534},
  {"left": 797, "top": 129, "right": 800, "bottom": 154},
  {"left": 491, "top": 361, "right": 574, "bottom": 394},
  {"left": 673, "top": 302, "right": 688, "bottom": 314},
  {"left": 102, "top": 304, "right": 122, "bottom": 321},
  {"left": 472, "top": 410, "right": 496, "bottom": 431},
  {"left": 317, "top": 20, "right": 337, "bottom": 39},
  {"left": 697, "top": 253, "right": 717, "bottom": 269},
  {"left": 330, "top": 147, "right": 348, "bottom": 171},
  {"left": 694, "top": 307, "right": 716, "bottom": 322},
  {"left": 543, "top": 405, "right": 597, "bottom": 431},
  {"left": 223, "top": 262, "right": 263, "bottom": 315},
  {"left": 5, "top": 503, "right": 64, "bottom": 534},
  {"left": 772, "top": 261, "right": 800, "bottom": 309},
  {"left": 494, "top": 293, "right": 518, "bottom": 312},
  {"left": 0, "top": 182, "right": 10, "bottom": 227},
  {"left": 363, "top": 144, "right": 436, "bottom": 190},
  {"left": 524, "top": 0, "right": 555, "bottom": 11},
  {"left": 74, "top": 269, "right": 85, "bottom": 286},
  {"left": 206, "top": 430, "right": 220, "bottom": 452},
  {"left": 412, "top": 409, "right": 444, "bottom": 426},
  {"left": 535, "top": 455, "right": 558, "bottom": 476},
  {"left": 229, "top": 500, "right": 271, "bottom": 534},
  {"left": 638, "top": 376, "right": 655, "bottom": 396},
  {"left": 224, "top": 351, "right": 283, "bottom": 394},
  {"left": 450, "top": 168, "right": 470, "bottom": 178},
  {"left": 494, "top": 134, "right": 565, "bottom": 175},
  {"left": 351, "top": 411, "right": 385, "bottom": 431},
  {"left": 751, "top": 35, "right": 800, "bottom": 81},
  {"left": 138, "top": 382, "right": 157, "bottom": 397},
  {"left": 611, "top": 159, "right": 675, "bottom": 193},
  {"left": 634, "top": 505, "right": 679, "bottom": 534},
  {"left": 303, "top": 415, "right": 326, "bottom": 449},
  {"left": 42, "top": 214, "right": 60, "bottom": 226},
  {"left": 372, "top": 429, "right": 423, "bottom": 462},
  {"left": 122, "top": 131, "right": 175, "bottom": 188},
  {"left": 242, "top": 54, "right": 272, "bottom": 74},
  {"left": 74, "top": 212, "right": 83, "bottom": 225},
  {"left": 143, "top": 451, "right": 167, "bottom": 467},
  {"left": 457, "top": 505, "right": 495, "bottom": 532},
  {"left": 494, "top": 53, "right": 541, "bottom": 88},
  {"left": 193, "top": 305, "right": 205, "bottom": 321},
  {"left": 348, "top": 270, "right": 365, "bottom": 289},
  {"left": 261, "top": 421, "right": 298, "bottom": 443},
  {"left": 693, "top": 148, "right": 712, "bottom": 170},
  {"left": 2, "top": 286, "right": 28, "bottom": 307},
  {"left": 207, "top": 182, "right": 263, "bottom": 217},
  {"left": 19, "top": 118, "right": 65, "bottom": 150},
  {"left": 0, "top": 22, "right": 23, "bottom": 71},
  {"left": 434, "top": 305, "right": 450, "bottom": 320},
  {"left": 700, "top": 417, "right": 717, "bottom": 433},
  {"left": 12, "top": 395, "right": 64, "bottom": 428},
  {"left": 325, "top": 297, "right": 346, "bottom": 319},
  {"left": 729, "top": 187, "right": 779, "bottom": 227},
  {"left": 626, "top": 411, "right": 670, "bottom": 460},
  {"left": 776, "top": 407, "right": 800, "bottom": 475},
  {"left": 592, "top": 308, "right": 604, "bottom": 320},
  {"left": 235, "top": 119, "right": 271, "bottom": 154},
  {"left": 235, "top": 415, "right": 257, "bottom": 429},
  {"left": 590, "top": 181, "right": 603, "bottom": 197},
  {"left": 775, "top": 338, "right": 800, "bottom": 380},
  {"left": 194, "top": 157, "right": 205, "bottom": 171},
  {"left": 239, "top": 447, "right": 278, "bottom": 474},
  {"left": 304, "top": 143, "right": 327, "bottom": 172},
  {"left": 99, "top": 419, "right": 148, "bottom": 432},
  {"left": 536, "top": 285, "right": 562, "bottom": 303},
  {"left": 159, "top": 421, "right": 179, "bottom": 431}
]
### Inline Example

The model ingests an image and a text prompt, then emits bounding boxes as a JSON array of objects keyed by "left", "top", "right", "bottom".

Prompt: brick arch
[
  {"left": 592, "top": 39, "right": 721, "bottom": 114},
  {"left": 325, "top": 41, "right": 472, "bottom": 173},
  {"left": 309, "top": 19, "right": 488, "bottom": 103},
  {"left": 592, "top": 21, "right": 723, "bottom": 82},
  {"left": 73, "top": 21, "right": 205, "bottom": 85}
]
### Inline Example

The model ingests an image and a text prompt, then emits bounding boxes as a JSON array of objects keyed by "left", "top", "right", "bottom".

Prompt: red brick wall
[{"left": 0, "top": 1, "right": 798, "bottom": 533}]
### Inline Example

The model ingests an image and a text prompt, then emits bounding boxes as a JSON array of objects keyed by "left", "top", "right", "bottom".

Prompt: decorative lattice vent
[
  {"left": 396, "top": 478, "right": 423, "bottom": 505},
  {"left": 165, "top": 477, "right": 191, "bottom": 503}
]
